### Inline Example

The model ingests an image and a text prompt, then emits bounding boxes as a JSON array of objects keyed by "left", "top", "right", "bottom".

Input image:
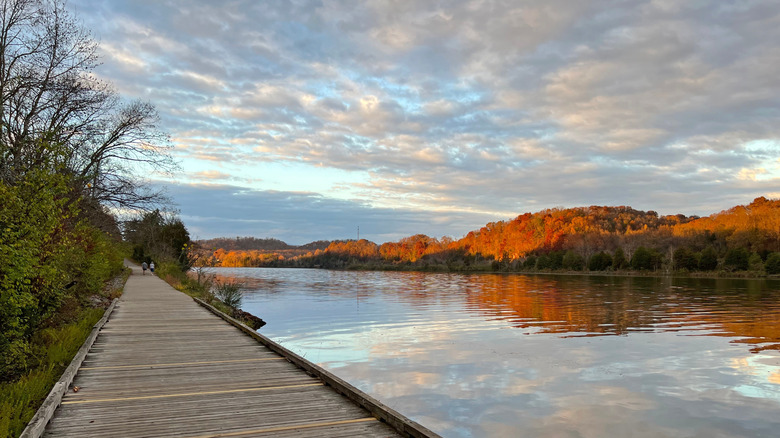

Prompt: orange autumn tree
[
  {"left": 324, "top": 239, "right": 380, "bottom": 259},
  {"left": 673, "top": 197, "right": 780, "bottom": 253},
  {"left": 456, "top": 206, "right": 691, "bottom": 261},
  {"left": 379, "top": 234, "right": 451, "bottom": 262},
  {"left": 197, "top": 198, "right": 779, "bottom": 270}
]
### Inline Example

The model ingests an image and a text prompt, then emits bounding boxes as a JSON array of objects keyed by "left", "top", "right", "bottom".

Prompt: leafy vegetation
[
  {"left": 588, "top": 251, "right": 612, "bottom": 271},
  {"left": 196, "top": 197, "right": 780, "bottom": 276},
  {"left": 0, "top": 307, "right": 105, "bottom": 437},
  {"left": 156, "top": 263, "right": 263, "bottom": 329},
  {"left": 213, "top": 281, "right": 244, "bottom": 309},
  {"left": 0, "top": 167, "right": 127, "bottom": 380},
  {"left": 124, "top": 210, "right": 192, "bottom": 271},
  {"left": 0, "top": 0, "right": 173, "bottom": 435},
  {"left": 766, "top": 253, "right": 780, "bottom": 275}
]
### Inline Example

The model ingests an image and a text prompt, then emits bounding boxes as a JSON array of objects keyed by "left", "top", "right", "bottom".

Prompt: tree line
[
  {"left": 195, "top": 197, "right": 780, "bottom": 275},
  {"left": 197, "top": 237, "right": 331, "bottom": 252},
  {"left": 0, "top": 0, "right": 181, "bottom": 388}
]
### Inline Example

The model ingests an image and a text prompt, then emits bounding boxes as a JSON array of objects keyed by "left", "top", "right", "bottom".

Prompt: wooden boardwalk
[{"left": 41, "top": 264, "right": 408, "bottom": 437}]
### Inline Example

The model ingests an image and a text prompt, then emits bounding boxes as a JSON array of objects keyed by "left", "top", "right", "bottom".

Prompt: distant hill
[
  {"left": 197, "top": 237, "right": 330, "bottom": 251},
  {"left": 195, "top": 198, "right": 780, "bottom": 274},
  {"left": 297, "top": 240, "right": 332, "bottom": 250}
]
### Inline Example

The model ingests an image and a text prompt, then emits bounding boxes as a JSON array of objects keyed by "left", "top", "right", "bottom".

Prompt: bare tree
[
  {"left": 0, "top": 0, "right": 175, "bottom": 209},
  {"left": 72, "top": 99, "right": 175, "bottom": 209}
]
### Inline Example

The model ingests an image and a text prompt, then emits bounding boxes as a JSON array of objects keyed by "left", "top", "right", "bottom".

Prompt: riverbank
[{"left": 156, "top": 262, "right": 265, "bottom": 329}]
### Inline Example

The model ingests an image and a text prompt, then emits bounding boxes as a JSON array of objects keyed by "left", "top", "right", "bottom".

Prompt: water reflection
[
  {"left": 208, "top": 268, "right": 780, "bottom": 438},
  {"left": 460, "top": 275, "right": 780, "bottom": 352}
]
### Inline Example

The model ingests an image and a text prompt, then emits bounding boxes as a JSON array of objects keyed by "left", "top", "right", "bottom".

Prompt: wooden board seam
[
  {"left": 184, "top": 417, "right": 378, "bottom": 438},
  {"left": 20, "top": 298, "right": 119, "bottom": 438},
  {"left": 62, "top": 383, "right": 324, "bottom": 404},
  {"left": 80, "top": 357, "right": 285, "bottom": 370},
  {"left": 192, "top": 297, "right": 442, "bottom": 438}
]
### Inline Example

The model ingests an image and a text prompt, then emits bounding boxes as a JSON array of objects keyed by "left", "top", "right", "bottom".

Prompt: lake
[{"left": 205, "top": 268, "right": 780, "bottom": 438}]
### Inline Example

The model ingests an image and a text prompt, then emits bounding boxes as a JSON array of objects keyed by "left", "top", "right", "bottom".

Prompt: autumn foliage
[{"left": 197, "top": 197, "right": 780, "bottom": 274}]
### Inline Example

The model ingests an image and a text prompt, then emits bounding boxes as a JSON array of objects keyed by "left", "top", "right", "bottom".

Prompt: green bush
[
  {"left": 765, "top": 253, "right": 780, "bottom": 275},
  {"left": 724, "top": 248, "right": 750, "bottom": 271},
  {"left": 562, "top": 250, "right": 584, "bottom": 271},
  {"left": 0, "top": 308, "right": 104, "bottom": 437},
  {"left": 699, "top": 246, "right": 718, "bottom": 271},
  {"left": 631, "top": 246, "right": 662, "bottom": 271},
  {"left": 612, "top": 248, "right": 628, "bottom": 269},
  {"left": 588, "top": 251, "right": 612, "bottom": 271},
  {"left": 0, "top": 171, "right": 74, "bottom": 378},
  {"left": 213, "top": 281, "right": 244, "bottom": 309},
  {"left": 158, "top": 262, "right": 216, "bottom": 303},
  {"left": 673, "top": 247, "right": 699, "bottom": 271},
  {"left": 0, "top": 169, "right": 124, "bottom": 381},
  {"left": 67, "top": 225, "right": 124, "bottom": 296},
  {"left": 549, "top": 251, "right": 564, "bottom": 270},
  {"left": 749, "top": 252, "right": 764, "bottom": 272},
  {"left": 535, "top": 255, "right": 551, "bottom": 270}
]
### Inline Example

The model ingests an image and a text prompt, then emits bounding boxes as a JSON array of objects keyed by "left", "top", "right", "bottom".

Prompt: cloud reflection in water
[{"left": 212, "top": 268, "right": 780, "bottom": 438}]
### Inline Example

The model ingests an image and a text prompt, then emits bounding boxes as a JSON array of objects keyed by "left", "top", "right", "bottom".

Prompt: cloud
[
  {"left": 70, "top": 0, "right": 780, "bottom": 236},
  {"left": 242, "top": 271, "right": 780, "bottom": 437},
  {"left": 190, "top": 170, "right": 235, "bottom": 182},
  {"left": 164, "top": 182, "right": 498, "bottom": 244}
]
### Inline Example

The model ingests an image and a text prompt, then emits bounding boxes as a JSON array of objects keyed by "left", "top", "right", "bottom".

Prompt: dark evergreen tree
[
  {"left": 588, "top": 251, "right": 613, "bottom": 271},
  {"left": 536, "top": 255, "right": 551, "bottom": 270},
  {"left": 699, "top": 246, "right": 719, "bottom": 271},
  {"left": 124, "top": 210, "right": 192, "bottom": 270},
  {"left": 631, "top": 246, "right": 662, "bottom": 270},
  {"left": 724, "top": 248, "right": 750, "bottom": 271},
  {"left": 673, "top": 247, "right": 698, "bottom": 271},
  {"left": 549, "top": 251, "right": 564, "bottom": 270},
  {"left": 748, "top": 252, "right": 764, "bottom": 272},
  {"left": 766, "top": 253, "right": 780, "bottom": 275},
  {"left": 562, "top": 250, "right": 584, "bottom": 271},
  {"left": 613, "top": 248, "right": 628, "bottom": 269}
]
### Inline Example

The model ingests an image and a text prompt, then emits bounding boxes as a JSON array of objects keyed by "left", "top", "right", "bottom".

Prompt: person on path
[
  {"left": 142, "top": 261, "right": 148, "bottom": 275},
  {"left": 150, "top": 262, "right": 155, "bottom": 275}
]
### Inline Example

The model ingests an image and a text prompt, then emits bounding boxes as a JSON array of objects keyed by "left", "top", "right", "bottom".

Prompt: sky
[{"left": 69, "top": 0, "right": 780, "bottom": 244}]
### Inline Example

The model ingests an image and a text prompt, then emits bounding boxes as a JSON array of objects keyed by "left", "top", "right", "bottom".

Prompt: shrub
[
  {"left": 562, "top": 250, "right": 584, "bottom": 271},
  {"left": 699, "top": 246, "right": 718, "bottom": 271},
  {"left": 724, "top": 248, "right": 750, "bottom": 271},
  {"left": 213, "top": 281, "right": 244, "bottom": 309},
  {"left": 673, "top": 247, "right": 699, "bottom": 271},
  {"left": 549, "top": 251, "right": 564, "bottom": 270},
  {"left": 1, "top": 171, "right": 75, "bottom": 378},
  {"left": 535, "top": 255, "right": 551, "bottom": 270},
  {"left": 748, "top": 252, "right": 764, "bottom": 272},
  {"left": 588, "top": 251, "right": 612, "bottom": 271},
  {"left": 631, "top": 246, "right": 662, "bottom": 271},
  {"left": 765, "top": 253, "right": 780, "bottom": 275},
  {"left": 612, "top": 248, "right": 628, "bottom": 269}
]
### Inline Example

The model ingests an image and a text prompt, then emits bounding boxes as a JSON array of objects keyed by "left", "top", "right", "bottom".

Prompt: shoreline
[{"left": 202, "top": 264, "right": 779, "bottom": 281}]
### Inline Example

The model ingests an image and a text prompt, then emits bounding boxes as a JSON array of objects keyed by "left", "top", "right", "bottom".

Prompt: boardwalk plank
[{"left": 42, "top": 264, "right": 401, "bottom": 438}]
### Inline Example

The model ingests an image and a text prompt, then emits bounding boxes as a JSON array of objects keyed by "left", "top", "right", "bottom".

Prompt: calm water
[{"left": 207, "top": 268, "right": 780, "bottom": 438}]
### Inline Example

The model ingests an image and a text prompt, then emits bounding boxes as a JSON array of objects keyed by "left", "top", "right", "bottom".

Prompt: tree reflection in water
[{"left": 206, "top": 268, "right": 780, "bottom": 438}]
